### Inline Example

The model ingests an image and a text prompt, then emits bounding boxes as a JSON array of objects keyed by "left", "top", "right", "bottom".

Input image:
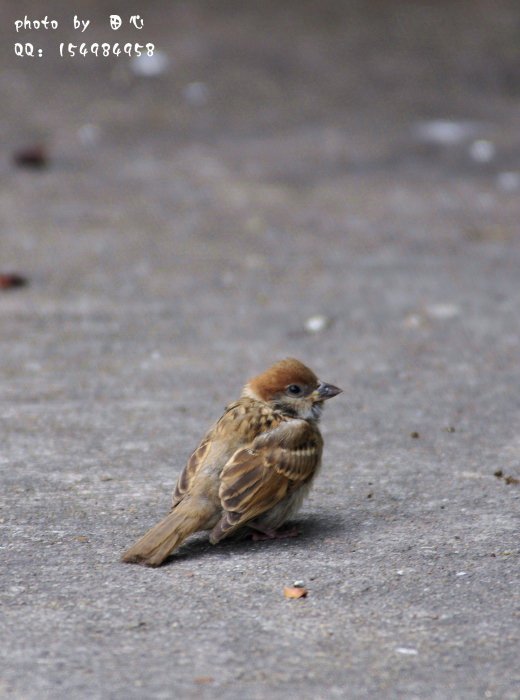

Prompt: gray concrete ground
[{"left": 1, "top": 1, "right": 520, "bottom": 698}]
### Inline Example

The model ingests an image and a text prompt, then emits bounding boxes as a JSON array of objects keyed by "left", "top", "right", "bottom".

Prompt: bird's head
[{"left": 242, "top": 358, "right": 342, "bottom": 421}]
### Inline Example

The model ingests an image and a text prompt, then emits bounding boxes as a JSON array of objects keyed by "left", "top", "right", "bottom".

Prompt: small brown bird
[{"left": 120, "top": 358, "right": 341, "bottom": 566}]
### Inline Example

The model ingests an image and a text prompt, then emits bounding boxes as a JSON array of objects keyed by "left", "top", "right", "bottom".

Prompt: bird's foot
[{"left": 248, "top": 522, "right": 300, "bottom": 541}]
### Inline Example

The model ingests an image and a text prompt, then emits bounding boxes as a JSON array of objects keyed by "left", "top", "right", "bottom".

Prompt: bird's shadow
[{"left": 161, "top": 512, "right": 355, "bottom": 566}]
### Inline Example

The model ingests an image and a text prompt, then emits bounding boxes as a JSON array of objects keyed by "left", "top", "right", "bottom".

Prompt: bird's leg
[{"left": 247, "top": 521, "right": 300, "bottom": 541}]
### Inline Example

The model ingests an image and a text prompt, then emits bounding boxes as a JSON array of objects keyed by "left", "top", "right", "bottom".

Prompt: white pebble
[
  {"left": 426, "top": 303, "right": 460, "bottom": 319},
  {"left": 497, "top": 171, "right": 520, "bottom": 192},
  {"left": 304, "top": 315, "right": 330, "bottom": 334},
  {"left": 413, "top": 120, "right": 478, "bottom": 145},
  {"left": 469, "top": 140, "right": 495, "bottom": 163},
  {"left": 403, "top": 312, "right": 425, "bottom": 329},
  {"left": 131, "top": 51, "right": 170, "bottom": 77}
]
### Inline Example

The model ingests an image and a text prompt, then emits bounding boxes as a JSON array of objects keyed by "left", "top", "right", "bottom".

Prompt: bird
[{"left": 120, "top": 358, "right": 342, "bottom": 566}]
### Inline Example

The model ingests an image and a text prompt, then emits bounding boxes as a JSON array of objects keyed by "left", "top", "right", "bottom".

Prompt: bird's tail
[{"left": 120, "top": 502, "right": 210, "bottom": 567}]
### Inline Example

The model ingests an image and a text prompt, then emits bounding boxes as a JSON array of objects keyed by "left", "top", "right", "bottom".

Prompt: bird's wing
[
  {"left": 171, "top": 433, "right": 213, "bottom": 507},
  {"left": 217, "top": 418, "right": 323, "bottom": 529},
  {"left": 171, "top": 399, "right": 278, "bottom": 508}
]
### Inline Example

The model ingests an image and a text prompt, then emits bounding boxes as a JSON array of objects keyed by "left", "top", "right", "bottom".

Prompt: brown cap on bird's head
[{"left": 243, "top": 358, "right": 342, "bottom": 403}]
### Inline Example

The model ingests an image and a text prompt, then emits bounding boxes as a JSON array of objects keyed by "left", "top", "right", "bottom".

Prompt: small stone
[
  {"left": 304, "top": 315, "right": 331, "bottom": 334},
  {"left": 403, "top": 312, "right": 426, "bottom": 329},
  {"left": 0, "top": 273, "right": 28, "bottom": 289},
  {"left": 131, "top": 51, "right": 170, "bottom": 77},
  {"left": 426, "top": 303, "right": 460, "bottom": 319},
  {"left": 284, "top": 586, "right": 308, "bottom": 598},
  {"left": 497, "top": 171, "right": 520, "bottom": 192},
  {"left": 13, "top": 144, "right": 48, "bottom": 168},
  {"left": 413, "top": 120, "right": 478, "bottom": 145},
  {"left": 469, "top": 139, "right": 496, "bottom": 163}
]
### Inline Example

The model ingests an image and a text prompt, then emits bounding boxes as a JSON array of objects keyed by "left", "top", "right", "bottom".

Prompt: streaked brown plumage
[{"left": 120, "top": 358, "right": 341, "bottom": 566}]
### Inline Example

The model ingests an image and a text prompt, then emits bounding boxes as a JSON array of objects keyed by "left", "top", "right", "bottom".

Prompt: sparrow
[{"left": 120, "top": 358, "right": 342, "bottom": 566}]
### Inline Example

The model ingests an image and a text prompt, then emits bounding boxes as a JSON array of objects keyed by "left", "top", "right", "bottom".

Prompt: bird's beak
[{"left": 314, "top": 381, "right": 343, "bottom": 401}]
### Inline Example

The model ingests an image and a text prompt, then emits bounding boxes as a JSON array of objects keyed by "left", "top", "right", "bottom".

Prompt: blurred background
[
  {"left": 3, "top": 0, "right": 519, "bottom": 329},
  {"left": 3, "top": 0, "right": 520, "bottom": 466},
  {"left": 3, "top": 0, "right": 520, "bottom": 403}
]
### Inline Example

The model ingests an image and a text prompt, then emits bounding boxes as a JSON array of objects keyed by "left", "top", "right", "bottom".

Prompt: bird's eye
[{"left": 287, "top": 384, "right": 302, "bottom": 396}]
